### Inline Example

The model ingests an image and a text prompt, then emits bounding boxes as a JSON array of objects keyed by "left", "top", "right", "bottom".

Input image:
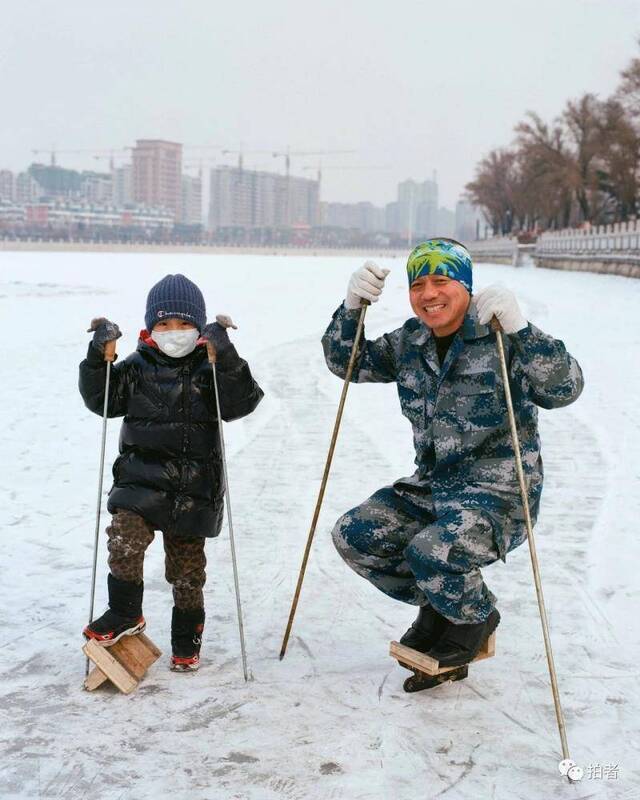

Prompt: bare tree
[
  {"left": 597, "top": 98, "right": 640, "bottom": 220},
  {"left": 515, "top": 112, "right": 573, "bottom": 228},
  {"left": 617, "top": 41, "right": 640, "bottom": 117},
  {"left": 561, "top": 94, "right": 607, "bottom": 223},
  {"left": 468, "top": 45, "right": 640, "bottom": 233},
  {"left": 466, "top": 149, "right": 520, "bottom": 235}
]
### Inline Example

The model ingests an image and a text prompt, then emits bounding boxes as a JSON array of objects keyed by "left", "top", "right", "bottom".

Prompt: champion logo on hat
[
  {"left": 145, "top": 274, "right": 207, "bottom": 332},
  {"left": 157, "top": 310, "right": 195, "bottom": 320}
]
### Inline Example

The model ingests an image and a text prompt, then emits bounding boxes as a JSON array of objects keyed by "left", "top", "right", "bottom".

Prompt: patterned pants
[
  {"left": 331, "top": 485, "right": 507, "bottom": 624},
  {"left": 107, "top": 509, "right": 206, "bottom": 609}
]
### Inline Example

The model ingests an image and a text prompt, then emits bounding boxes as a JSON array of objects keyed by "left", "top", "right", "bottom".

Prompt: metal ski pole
[
  {"left": 492, "top": 317, "right": 573, "bottom": 771},
  {"left": 280, "top": 300, "right": 370, "bottom": 660},
  {"left": 207, "top": 342, "right": 249, "bottom": 682},
  {"left": 86, "top": 339, "right": 116, "bottom": 677}
]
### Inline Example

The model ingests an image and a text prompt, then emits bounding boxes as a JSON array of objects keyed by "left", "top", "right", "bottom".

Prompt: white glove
[
  {"left": 474, "top": 285, "right": 527, "bottom": 334},
  {"left": 345, "top": 261, "right": 390, "bottom": 309},
  {"left": 215, "top": 314, "right": 238, "bottom": 330}
]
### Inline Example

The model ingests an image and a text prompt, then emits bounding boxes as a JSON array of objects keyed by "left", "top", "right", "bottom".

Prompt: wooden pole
[
  {"left": 491, "top": 317, "right": 570, "bottom": 762},
  {"left": 279, "top": 301, "right": 369, "bottom": 660}
]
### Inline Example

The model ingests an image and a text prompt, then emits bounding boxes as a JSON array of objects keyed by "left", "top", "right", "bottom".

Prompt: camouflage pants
[
  {"left": 331, "top": 485, "right": 501, "bottom": 624},
  {"left": 107, "top": 509, "right": 206, "bottom": 609}
]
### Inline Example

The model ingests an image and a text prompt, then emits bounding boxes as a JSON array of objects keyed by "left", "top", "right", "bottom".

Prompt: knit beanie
[
  {"left": 145, "top": 274, "right": 207, "bottom": 332},
  {"left": 406, "top": 239, "right": 473, "bottom": 294}
]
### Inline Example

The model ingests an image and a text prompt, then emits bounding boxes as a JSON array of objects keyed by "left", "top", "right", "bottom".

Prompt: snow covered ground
[{"left": 0, "top": 251, "right": 638, "bottom": 800}]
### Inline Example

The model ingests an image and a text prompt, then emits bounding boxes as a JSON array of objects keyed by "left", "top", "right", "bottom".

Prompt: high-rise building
[
  {"left": 181, "top": 174, "right": 203, "bottom": 226},
  {"left": 455, "top": 198, "right": 485, "bottom": 242},
  {"left": 80, "top": 171, "right": 113, "bottom": 205},
  {"left": 385, "top": 201, "right": 401, "bottom": 234},
  {"left": 0, "top": 170, "right": 15, "bottom": 202},
  {"left": 437, "top": 206, "right": 455, "bottom": 237},
  {"left": 112, "top": 164, "right": 133, "bottom": 207},
  {"left": 28, "top": 163, "right": 82, "bottom": 198},
  {"left": 321, "top": 201, "right": 385, "bottom": 232},
  {"left": 132, "top": 140, "right": 182, "bottom": 218},
  {"left": 209, "top": 166, "right": 319, "bottom": 230},
  {"left": 288, "top": 174, "right": 320, "bottom": 227},
  {"left": 209, "top": 167, "right": 255, "bottom": 228},
  {"left": 15, "top": 171, "right": 43, "bottom": 204},
  {"left": 396, "top": 177, "right": 439, "bottom": 238}
]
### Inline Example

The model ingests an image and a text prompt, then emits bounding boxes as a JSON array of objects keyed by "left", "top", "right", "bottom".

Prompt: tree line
[{"left": 466, "top": 45, "right": 640, "bottom": 236}]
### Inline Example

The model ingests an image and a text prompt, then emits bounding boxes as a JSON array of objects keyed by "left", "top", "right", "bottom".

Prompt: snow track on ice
[{"left": 0, "top": 255, "right": 638, "bottom": 800}]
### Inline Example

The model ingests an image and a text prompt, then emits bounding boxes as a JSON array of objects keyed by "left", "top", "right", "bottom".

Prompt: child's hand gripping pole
[
  {"left": 490, "top": 316, "right": 573, "bottom": 776},
  {"left": 85, "top": 337, "right": 117, "bottom": 678},
  {"left": 207, "top": 341, "right": 250, "bottom": 682},
  {"left": 279, "top": 299, "right": 371, "bottom": 660}
]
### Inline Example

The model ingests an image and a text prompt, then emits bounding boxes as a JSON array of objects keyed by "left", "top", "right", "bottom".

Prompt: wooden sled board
[
  {"left": 83, "top": 633, "right": 162, "bottom": 694},
  {"left": 389, "top": 632, "right": 496, "bottom": 676}
]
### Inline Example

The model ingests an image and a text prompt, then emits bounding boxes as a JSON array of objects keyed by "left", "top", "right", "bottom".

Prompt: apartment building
[{"left": 132, "top": 139, "right": 182, "bottom": 218}]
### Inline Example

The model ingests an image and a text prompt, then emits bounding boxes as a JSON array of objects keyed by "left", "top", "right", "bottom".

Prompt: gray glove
[
  {"left": 202, "top": 314, "right": 238, "bottom": 355},
  {"left": 87, "top": 317, "right": 122, "bottom": 353},
  {"left": 201, "top": 322, "right": 232, "bottom": 354}
]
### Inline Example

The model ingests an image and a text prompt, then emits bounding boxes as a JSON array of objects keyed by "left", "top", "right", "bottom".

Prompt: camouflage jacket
[{"left": 322, "top": 302, "right": 584, "bottom": 558}]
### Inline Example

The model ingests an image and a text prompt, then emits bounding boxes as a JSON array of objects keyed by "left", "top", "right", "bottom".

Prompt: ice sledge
[
  {"left": 83, "top": 632, "right": 161, "bottom": 694},
  {"left": 389, "top": 633, "right": 496, "bottom": 693}
]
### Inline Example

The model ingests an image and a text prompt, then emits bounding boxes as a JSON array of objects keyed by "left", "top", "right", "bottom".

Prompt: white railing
[
  {"left": 465, "top": 237, "right": 518, "bottom": 257},
  {"left": 536, "top": 221, "right": 640, "bottom": 257}
]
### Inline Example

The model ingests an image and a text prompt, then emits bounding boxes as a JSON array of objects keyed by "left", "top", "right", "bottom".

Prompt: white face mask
[{"left": 152, "top": 328, "right": 199, "bottom": 358}]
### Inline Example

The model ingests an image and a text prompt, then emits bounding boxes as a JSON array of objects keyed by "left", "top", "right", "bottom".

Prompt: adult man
[{"left": 322, "top": 239, "right": 583, "bottom": 667}]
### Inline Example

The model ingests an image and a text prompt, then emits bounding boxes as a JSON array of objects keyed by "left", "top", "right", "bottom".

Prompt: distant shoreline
[{"left": 0, "top": 240, "right": 406, "bottom": 258}]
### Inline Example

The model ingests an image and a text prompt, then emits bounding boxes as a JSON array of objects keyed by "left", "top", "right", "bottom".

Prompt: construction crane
[
  {"left": 268, "top": 148, "right": 357, "bottom": 225},
  {"left": 302, "top": 163, "right": 391, "bottom": 195},
  {"left": 183, "top": 144, "right": 224, "bottom": 151},
  {"left": 92, "top": 149, "right": 135, "bottom": 171},
  {"left": 221, "top": 148, "right": 274, "bottom": 171},
  {"left": 183, "top": 157, "right": 221, "bottom": 179},
  {"left": 31, "top": 147, "right": 131, "bottom": 167},
  {"left": 271, "top": 148, "right": 356, "bottom": 179}
]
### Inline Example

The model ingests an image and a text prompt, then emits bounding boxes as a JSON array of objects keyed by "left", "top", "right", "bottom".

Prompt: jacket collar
[
  {"left": 461, "top": 302, "right": 492, "bottom": 341},
  {"left": 407, "top": 301, "right": 492, "bottom": 380}
]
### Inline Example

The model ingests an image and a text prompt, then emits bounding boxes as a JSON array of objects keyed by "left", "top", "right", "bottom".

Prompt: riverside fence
[
  {"left": 465, "top": 224, "right": 640, "bottom": 279},
  {"left": 534, "top": 222, "right": 640, "bottom": 278}
]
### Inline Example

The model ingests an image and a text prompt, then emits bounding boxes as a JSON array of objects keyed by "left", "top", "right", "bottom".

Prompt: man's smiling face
[{"left": 409, "top": 274, "right": 471, "bottom": 336}]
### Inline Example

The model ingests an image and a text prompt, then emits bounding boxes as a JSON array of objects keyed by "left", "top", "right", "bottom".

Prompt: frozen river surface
[{"left": 0, "top": 251, "right": 638, "bottom": 800}]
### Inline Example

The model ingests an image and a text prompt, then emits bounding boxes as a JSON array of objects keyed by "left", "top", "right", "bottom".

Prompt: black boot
[
  {"left": 170, "top": 607, "right": 205, "bottom": 672},
  {"left": 399, "top": 605, "right": 446, "bottom": 652},
  {"left": 83, "top": 574, "right": 145, "bottom": 646},
  {"left": 427, "top": 609, "right": 501, "bottom": 668}
]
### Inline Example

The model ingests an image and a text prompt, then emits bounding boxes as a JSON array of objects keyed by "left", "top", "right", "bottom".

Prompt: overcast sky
[{"left": 2, "top": 0, "right": 639, "bottom": 209}]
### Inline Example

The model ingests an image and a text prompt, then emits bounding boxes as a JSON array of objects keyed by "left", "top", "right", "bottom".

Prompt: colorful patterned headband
[{"left": 406, "top": 239, "right": 473, "bottom": 293}]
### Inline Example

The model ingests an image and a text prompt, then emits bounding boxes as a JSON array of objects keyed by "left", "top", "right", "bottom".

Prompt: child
[{"left": 79, "top": 273, "right": 263, "bottom": 671}]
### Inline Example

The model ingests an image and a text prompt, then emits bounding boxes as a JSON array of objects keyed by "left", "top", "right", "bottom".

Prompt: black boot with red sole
[{"left": 83, "top": 574, "right": 145, "bottom": 646}]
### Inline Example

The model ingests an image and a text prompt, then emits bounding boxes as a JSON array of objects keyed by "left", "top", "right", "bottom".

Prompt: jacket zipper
[{"left": 174, "top": 364, "right": 191, "bottom": 518}]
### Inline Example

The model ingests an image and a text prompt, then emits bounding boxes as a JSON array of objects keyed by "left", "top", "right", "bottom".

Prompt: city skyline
[
  {"left": 0, "top": 145, "right": 451, "bottom": 213},
  {"left": 2, "top": 1, "right": 639, "bottom": 209},
  {"left": 0, "top": 147, "right": 468, "bottom": 227},
  {"left": 0, "top": 149, "right": 485, "bottom": 247}
]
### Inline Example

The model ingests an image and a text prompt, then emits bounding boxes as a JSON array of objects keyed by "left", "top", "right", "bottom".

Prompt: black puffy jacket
[{"left": 79, "top": 335, "right": 264, "bottom": 538}]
